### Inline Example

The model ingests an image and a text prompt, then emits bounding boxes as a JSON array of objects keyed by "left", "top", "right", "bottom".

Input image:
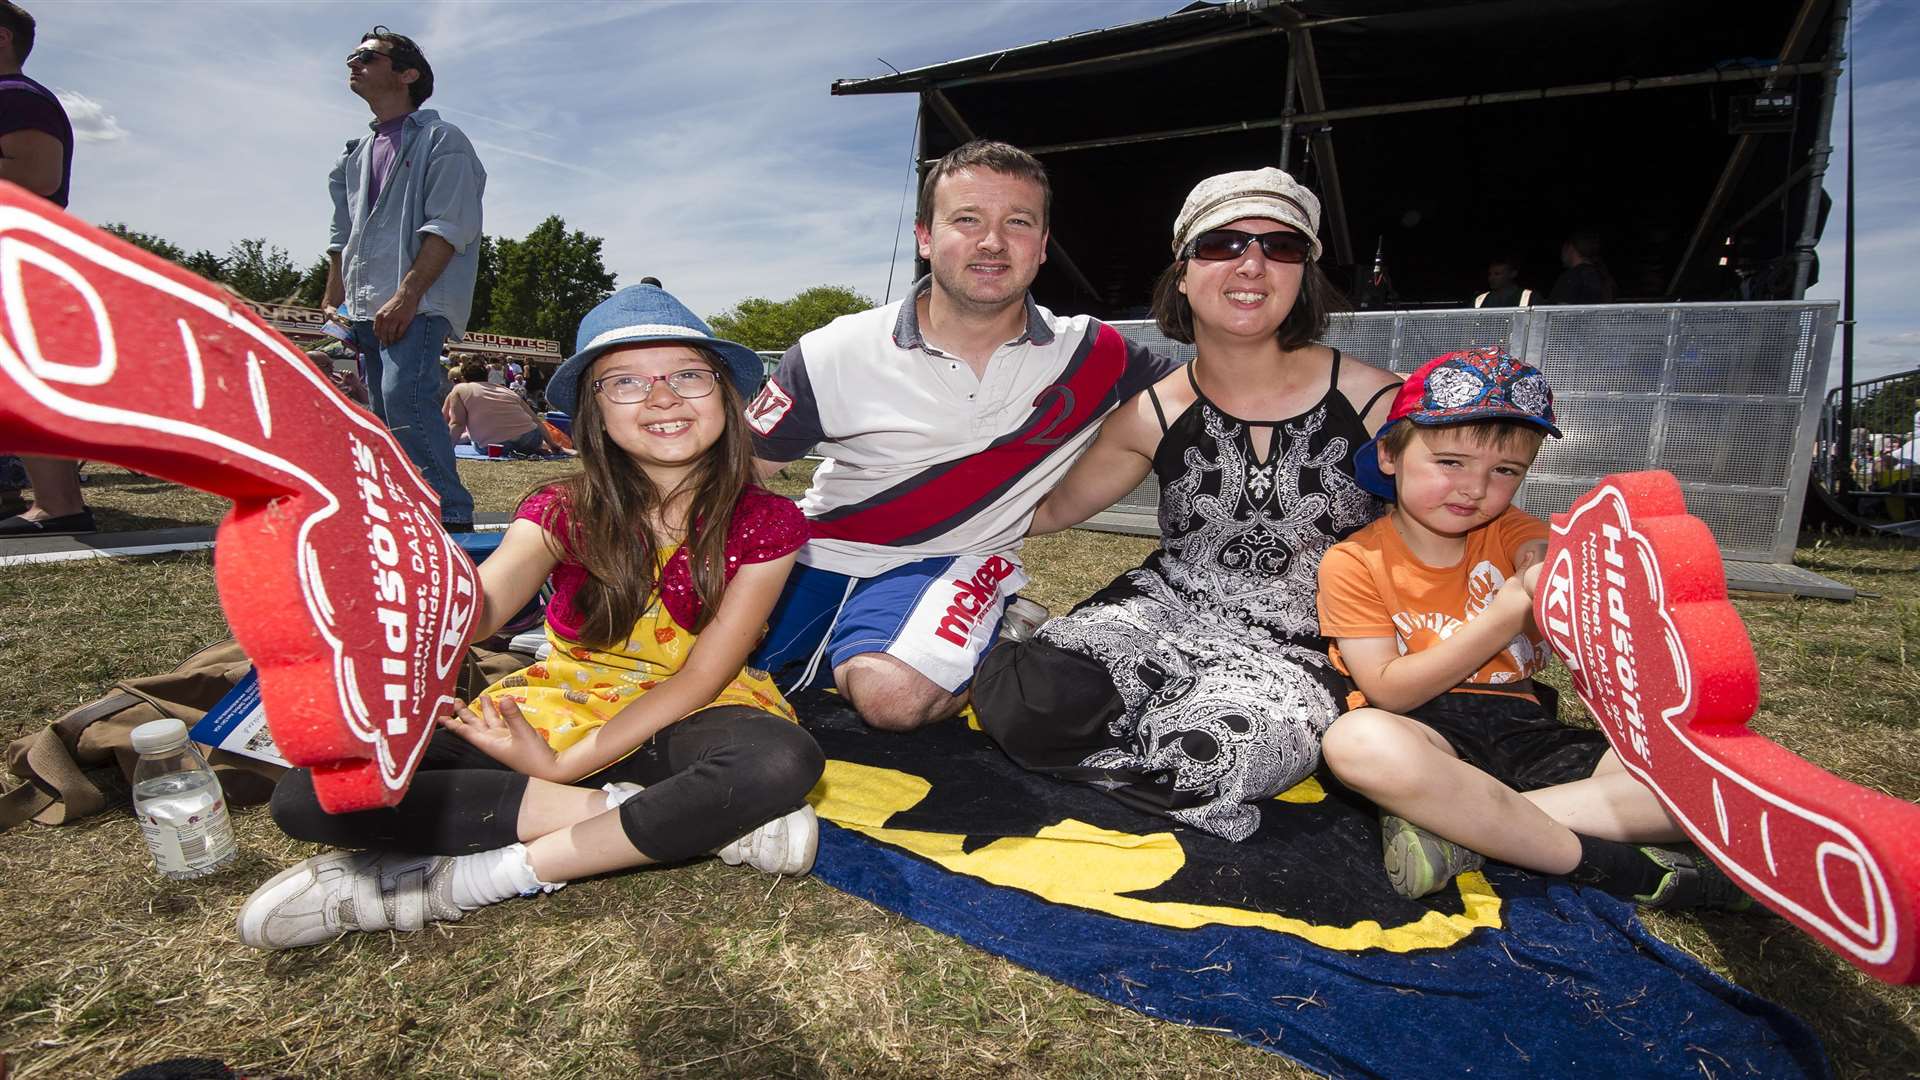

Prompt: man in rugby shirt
[{"left": 748, "top": 140, "right": 1177, "bottom": 732}]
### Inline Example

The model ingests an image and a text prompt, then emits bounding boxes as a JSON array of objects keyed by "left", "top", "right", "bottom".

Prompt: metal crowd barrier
[
  {"left": 1092, "top": 302, "right": 1843, "bottom": 595},
  {"left": 1813, "top": 365, "right": 1920, "bottom": 525}
]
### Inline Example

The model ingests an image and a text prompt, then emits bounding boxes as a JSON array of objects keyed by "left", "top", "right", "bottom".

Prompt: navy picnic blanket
[{"left": 794, "top": 690, "right": 1828, "bottom": 1080}]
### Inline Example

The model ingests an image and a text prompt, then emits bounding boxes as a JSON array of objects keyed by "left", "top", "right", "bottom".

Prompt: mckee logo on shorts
[
  {"left": 934, "top": 555, "right": 1015, "bottom": 647},
  {"left": 747, "top": 378, "right": 793, "bottom": 435}
]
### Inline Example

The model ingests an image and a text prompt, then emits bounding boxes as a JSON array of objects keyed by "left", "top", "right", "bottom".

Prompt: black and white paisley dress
[{"left": 974, "top": 353, "right": 1390, "bottom": 841}]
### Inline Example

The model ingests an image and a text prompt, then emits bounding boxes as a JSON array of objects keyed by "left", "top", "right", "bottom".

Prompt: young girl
[{"left": 238, "top": 285, "right": 823, "bottom": 950}]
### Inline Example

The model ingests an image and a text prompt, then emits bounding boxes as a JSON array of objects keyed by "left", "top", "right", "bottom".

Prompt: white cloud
[
  {"left": 31, "top": 0, "right": 1164, "bottom": 321},
  {"left": 52, "top": 90, "right": 126, "bottom": 142}
]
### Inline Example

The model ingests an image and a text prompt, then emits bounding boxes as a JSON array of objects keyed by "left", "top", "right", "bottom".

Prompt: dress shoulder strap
[
  {"left": 1358, "top": 380, "right": 1404, "bottom": 423},
  {"left": 1146, "top": 381, "right": 1172, "bottom": 433},
  {"left": 1328, "top": 347, "right": 1344, "bottom": 390}
]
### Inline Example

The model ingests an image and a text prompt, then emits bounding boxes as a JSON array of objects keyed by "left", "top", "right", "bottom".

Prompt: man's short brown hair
[
  {"left": 0, "top": 3, "right": 36, "bottom": 65},
  {"left": 915, "top": 140, "right": 1051, "bottom": 229},
  {"left": 361, "top": 25, "right": 433, "bottom": 107}
]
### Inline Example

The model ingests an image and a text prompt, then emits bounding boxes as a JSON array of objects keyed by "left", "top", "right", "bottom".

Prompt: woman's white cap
[{"left": 1171, "top": 167, "right": 1323, "bottom": 262}]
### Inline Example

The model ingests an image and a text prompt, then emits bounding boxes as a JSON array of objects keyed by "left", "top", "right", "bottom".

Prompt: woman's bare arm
[{"left": 1029, "top": 390, "right": 1163, "bottom": 535}]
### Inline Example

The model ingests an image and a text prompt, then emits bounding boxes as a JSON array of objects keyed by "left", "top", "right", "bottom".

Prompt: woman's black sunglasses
[{"left": 1184, "top": 228, "right": 1314, "bottom": 264}]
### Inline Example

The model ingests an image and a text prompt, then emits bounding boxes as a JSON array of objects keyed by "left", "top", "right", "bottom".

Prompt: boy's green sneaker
[
  {"left": 1634, "top": 846, "right": 1755, "bottom": 912},
  {"left": 1381, "top": 813, "right": 1485, "bottom": 899}
]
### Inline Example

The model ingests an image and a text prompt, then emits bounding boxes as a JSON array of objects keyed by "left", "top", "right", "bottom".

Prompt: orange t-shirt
[{"left": 1316, "top": 507, "right": 1549, "bottom": 703}]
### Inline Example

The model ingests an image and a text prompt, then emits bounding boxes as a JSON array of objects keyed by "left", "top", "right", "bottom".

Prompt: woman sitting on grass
[
  {"left": 238, "top": 285, "right": 824, "bottom": 950},
  {"left": 974, "top": 168, "right": 1401, "bottom": 841}
]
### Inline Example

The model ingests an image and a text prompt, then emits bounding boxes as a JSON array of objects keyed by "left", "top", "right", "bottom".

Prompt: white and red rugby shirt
[{"left": 749, "top": 280, "right": 1179, "bottom": 578}]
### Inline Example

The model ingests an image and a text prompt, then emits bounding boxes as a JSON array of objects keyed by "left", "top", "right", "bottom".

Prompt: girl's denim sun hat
[{"left": 546, "top": 284, "right": 762, "bottom": 415}]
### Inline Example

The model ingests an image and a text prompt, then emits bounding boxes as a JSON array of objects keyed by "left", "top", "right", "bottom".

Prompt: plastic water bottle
[{"left": 131, "top": 718, "right": 237, "bottom": 879}]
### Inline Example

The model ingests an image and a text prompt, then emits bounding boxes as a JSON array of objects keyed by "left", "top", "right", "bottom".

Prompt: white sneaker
[
  {"left": 714, "top": 804, "right": 818, "bottom": 875},
  {"left": 235, "top": 850, "right": 465, "bottom": 950}
]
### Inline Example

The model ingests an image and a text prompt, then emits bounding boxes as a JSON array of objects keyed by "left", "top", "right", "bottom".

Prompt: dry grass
[
  {"left": 3, "top": 464, "right": 1917, "bottom": 1078},
  {"left": 61, "top": 462, "right": 583, "bottom": 533}
]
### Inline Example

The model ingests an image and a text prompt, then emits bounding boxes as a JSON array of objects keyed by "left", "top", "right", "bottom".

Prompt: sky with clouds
[{"left": 24, "top": 0, "right": 1917, "bottom": 385}]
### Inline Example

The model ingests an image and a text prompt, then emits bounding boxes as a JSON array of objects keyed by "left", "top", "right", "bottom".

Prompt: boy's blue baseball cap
[
  {"left": 546, "top": 284, "right": 762, "bottom": 415},
  {"left": 1353, "top": 348, "right": 1561, "bottom": 500}
]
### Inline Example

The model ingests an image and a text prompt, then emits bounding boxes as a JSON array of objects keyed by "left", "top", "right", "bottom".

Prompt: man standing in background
[
  {"left": 0, "top": 1, "right": 94, "bottom": 538},
  {"left": 1473, "top": 256, "right": 1532, "bottom": 309},
  {"left": 1546, "top": 229, "right": 1616, "bottom": 305},
  {"left": 326, "top": 25, "right": 485, "bottom": 530}
]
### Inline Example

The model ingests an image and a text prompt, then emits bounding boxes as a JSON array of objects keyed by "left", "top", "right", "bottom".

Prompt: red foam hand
[
  {"left": 0, "top": 184, "right": 478, "bottom": 811},
  {"left": 1537, "top": 470, "right": 1920, "bottom": 983}
]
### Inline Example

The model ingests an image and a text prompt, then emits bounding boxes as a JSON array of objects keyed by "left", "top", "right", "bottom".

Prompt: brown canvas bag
[{"left": 1, "top": 638, "right": 535, "bottom": 832}]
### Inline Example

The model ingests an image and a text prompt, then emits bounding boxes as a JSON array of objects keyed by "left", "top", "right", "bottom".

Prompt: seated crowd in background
[{"left": 443, "top": 358, "right": 567, "bottom": 456}]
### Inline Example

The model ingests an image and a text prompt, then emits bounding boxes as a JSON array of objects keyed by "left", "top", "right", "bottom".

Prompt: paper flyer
[{"left": 188, "top": 667, "right": 291, "bottom": 769}]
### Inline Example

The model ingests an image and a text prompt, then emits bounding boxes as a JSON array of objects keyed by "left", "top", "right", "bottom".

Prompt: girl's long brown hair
[{"left": 531, "top": 346, "right": 753, "bottom": 647}]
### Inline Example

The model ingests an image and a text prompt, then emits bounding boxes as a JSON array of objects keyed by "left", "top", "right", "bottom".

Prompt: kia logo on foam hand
[
  {"left": 934, "top": 555, "right": 1015, "bottom": 647},
  {"left": 0, "top": 184, "right": 478, "bottom": 812}
]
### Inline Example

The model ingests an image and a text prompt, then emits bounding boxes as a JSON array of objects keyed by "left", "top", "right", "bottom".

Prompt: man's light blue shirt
[{"left": 328, "top": 108, "right": 485, "bottom": 338}]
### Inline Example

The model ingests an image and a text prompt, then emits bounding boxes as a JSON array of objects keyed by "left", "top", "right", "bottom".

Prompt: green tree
[
  {"left": 222, "top": 238, "right": 303, "bottom": 302},
  {"left": 98, "top": 222, "right": 229, "bottom": 286},
  {"left": 101, "top": 222, "right": 187, "bottom": 263},
  {"left": 469, "top": 234, "right": 498, "bottom": 331},
  {"left": 1855, "top": 372, "right": 1920, "bottom": 434},
  {"left": 295, "top": 256, "right": 329, "bottom": 309},
  {"left": 707, "top": 285, "right": 875, "bottom": 352},
  {"left": 182, "top": 250, "right": 226, "bottom": 281},
  {"left": 491, "top": 217, "right": 615, "bottom": 344}
]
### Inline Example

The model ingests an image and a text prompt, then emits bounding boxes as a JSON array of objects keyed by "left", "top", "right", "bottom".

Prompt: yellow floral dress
[
  {"left": 481, "top": 579, "right": 796, "bottom": 753},
  {"left": 480, "top": 484, "right": 810, "bottom": 755}
]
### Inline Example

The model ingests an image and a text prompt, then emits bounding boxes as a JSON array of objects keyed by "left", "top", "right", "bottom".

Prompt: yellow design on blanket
[{"left": 808, "top": 760, "right": 1502, "bottom": 953}]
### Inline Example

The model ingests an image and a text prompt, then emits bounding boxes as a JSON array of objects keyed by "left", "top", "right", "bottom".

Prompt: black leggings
[{"left": 270, "top": 705, "right": 824, "bottom": 864}]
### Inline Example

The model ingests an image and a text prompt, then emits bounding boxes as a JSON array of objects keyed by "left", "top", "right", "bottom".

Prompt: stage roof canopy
[{"left": 834, "top": 0, "right": 1840, "bottom": 317}]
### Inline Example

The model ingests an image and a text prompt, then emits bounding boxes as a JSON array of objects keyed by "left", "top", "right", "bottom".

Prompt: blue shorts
[{"left": 752, "top": 554, "right": 1029, "bottom": 695}]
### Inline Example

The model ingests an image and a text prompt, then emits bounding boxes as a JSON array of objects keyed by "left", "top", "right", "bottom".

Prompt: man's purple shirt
[{"left": 365, "top": 115, "right": 405, "bottom": 208}]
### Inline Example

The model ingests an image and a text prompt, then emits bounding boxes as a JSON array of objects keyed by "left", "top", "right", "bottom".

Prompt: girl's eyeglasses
[
  {"left": 1183, "top": 228, "right": 1314, "bottom": 264},
  {"left": 593, "top": 369, "right": 718, "bottom": 403}
]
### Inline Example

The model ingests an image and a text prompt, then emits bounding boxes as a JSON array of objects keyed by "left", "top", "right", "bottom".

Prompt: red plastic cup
[{"left": 486, "top": 443, "right": 505, "bottom": 458}]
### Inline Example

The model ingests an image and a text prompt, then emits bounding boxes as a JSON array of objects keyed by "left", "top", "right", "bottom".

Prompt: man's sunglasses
[
  {"left": 1183, "top": 228, "right": 1315, "bottom": 264},
  {"left": 347, "top": 47, "right": 411, "bottom": 68}
]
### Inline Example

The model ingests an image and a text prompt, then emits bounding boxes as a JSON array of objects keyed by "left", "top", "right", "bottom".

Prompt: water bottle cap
[{"left": 130, "top": 718, "right": 190, "bottom": 755}]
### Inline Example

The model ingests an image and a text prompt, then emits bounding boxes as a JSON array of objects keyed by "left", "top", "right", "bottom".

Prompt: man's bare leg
[{"left": 835, "top": 652, "right": 966, "bottom": 732}]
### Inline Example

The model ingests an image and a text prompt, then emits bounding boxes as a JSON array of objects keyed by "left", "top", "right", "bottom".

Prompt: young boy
[{"left": 1316, "top": 348, "right": 1749, "bottom": 910}]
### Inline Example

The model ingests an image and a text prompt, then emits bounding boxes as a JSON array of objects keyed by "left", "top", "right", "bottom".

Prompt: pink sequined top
[{"left": 517, "top": 484, "right": 808, "bottom": 636}]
